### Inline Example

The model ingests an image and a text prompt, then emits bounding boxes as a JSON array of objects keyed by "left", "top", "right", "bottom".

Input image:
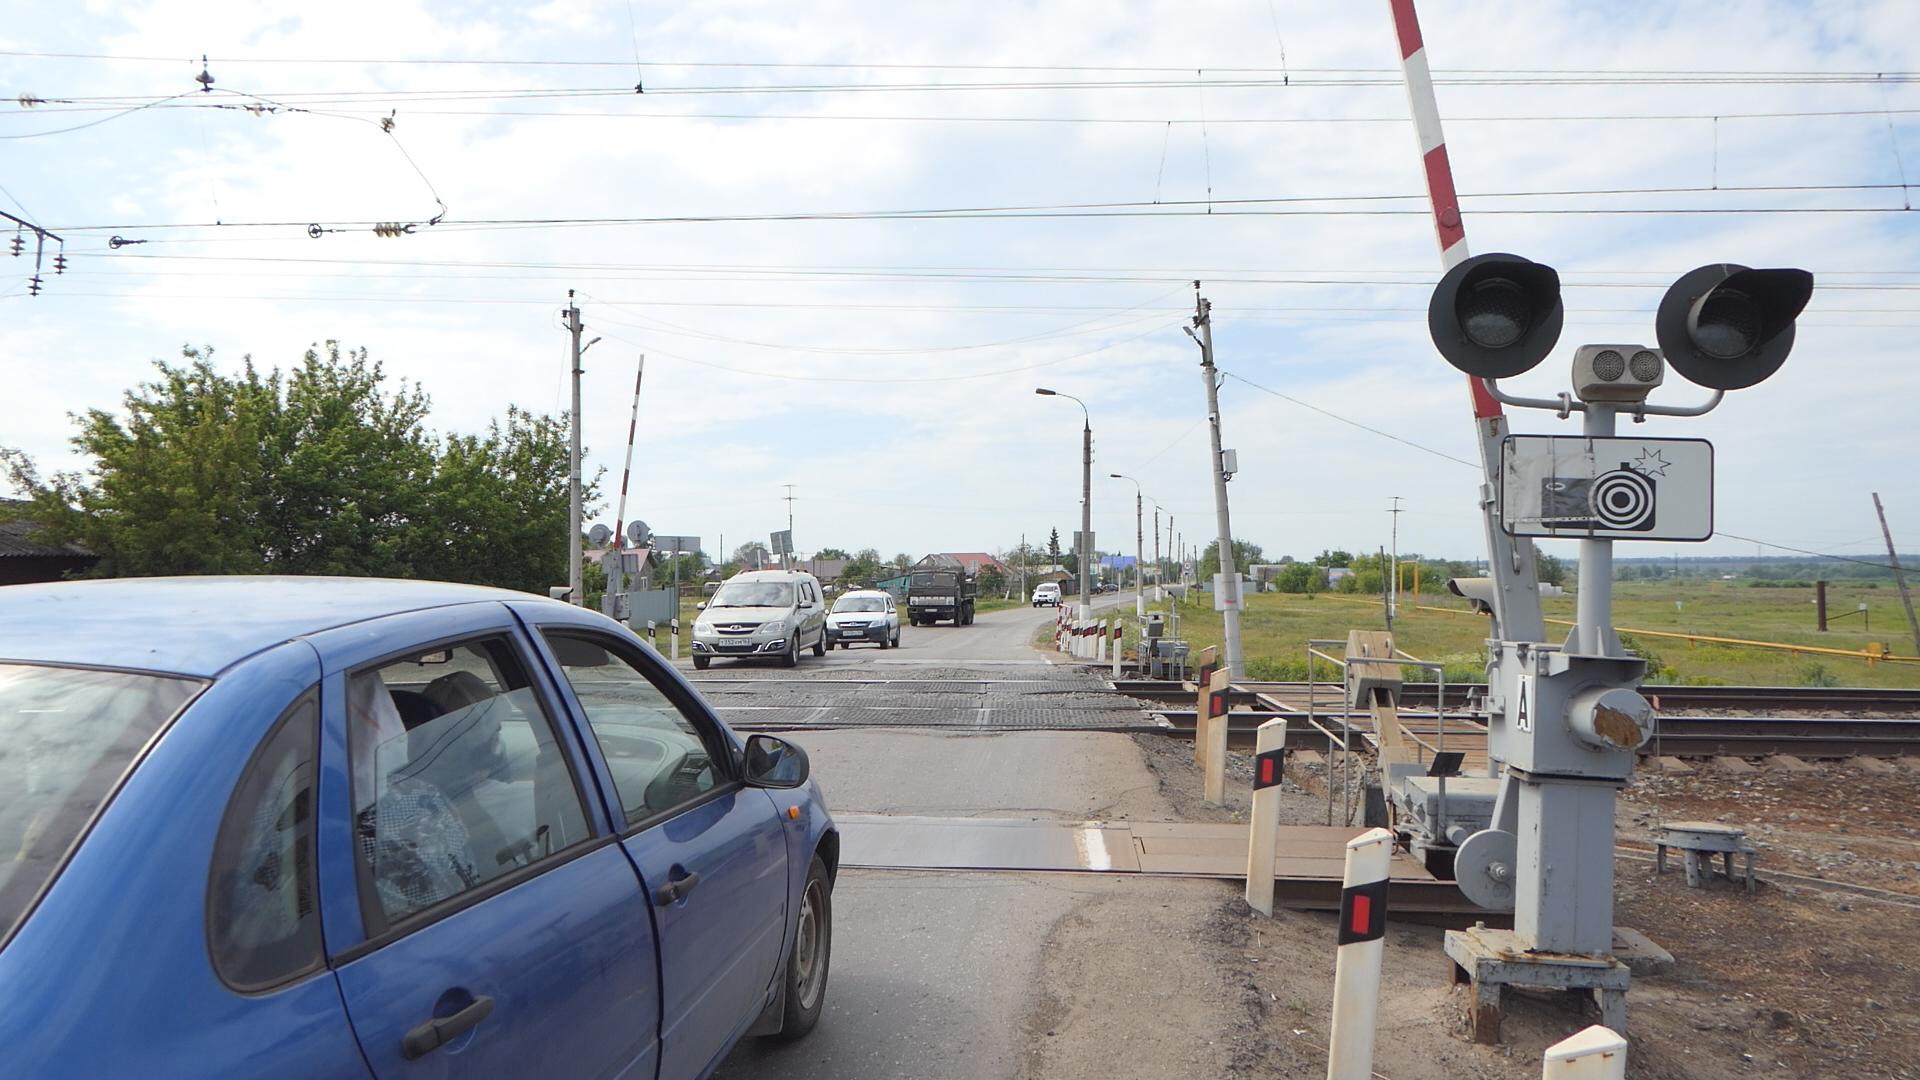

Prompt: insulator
[{"left": 53, "top": 252, "right": 66, "bottom": 274}]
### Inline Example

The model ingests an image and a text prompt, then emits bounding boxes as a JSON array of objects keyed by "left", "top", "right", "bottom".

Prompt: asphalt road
[{"left": 704, "top": 594, "right": 1194, "bottom": 1080}]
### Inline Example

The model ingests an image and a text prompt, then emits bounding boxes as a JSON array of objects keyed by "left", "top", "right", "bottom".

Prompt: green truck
[{"left": 905, "top": 553, "right": 976, "bottom": 626}]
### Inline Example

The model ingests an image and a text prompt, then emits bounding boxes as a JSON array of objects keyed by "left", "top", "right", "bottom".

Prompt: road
[{"left": 701, "top": 595, "right": 1249, "bottom": 1080}]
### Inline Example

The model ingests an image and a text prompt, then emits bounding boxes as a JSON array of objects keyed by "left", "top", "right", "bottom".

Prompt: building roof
[
  {"left": 937, "top": 552, "right": 1008, "bottom": 574},
  {"left": 0, "top": 501, "right": 95, "bottom": 560}
]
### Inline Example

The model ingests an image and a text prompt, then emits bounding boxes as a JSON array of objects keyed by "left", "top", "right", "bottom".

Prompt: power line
[
  {"left": 1223, "top": 371, "right": 1480, "bottom": 469},
  {"left": 1716, "top": 532, "right": 1901, "bottom": 571}
]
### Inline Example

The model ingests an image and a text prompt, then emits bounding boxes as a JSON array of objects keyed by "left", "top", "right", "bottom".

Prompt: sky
[{"left": 3, "top": 0, "right": 1918, "bottom": 573}]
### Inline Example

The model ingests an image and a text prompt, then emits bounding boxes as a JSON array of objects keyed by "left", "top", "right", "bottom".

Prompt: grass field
[{"left": 1140, "top": 580, "right": 1920, "bottom": 688}]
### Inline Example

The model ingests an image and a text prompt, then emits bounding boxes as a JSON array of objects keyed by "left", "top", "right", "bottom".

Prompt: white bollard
[
  {"left": 670, "top": 617, "right": 680, "bottom": 661},
  {"left": 1111, "top": 622, "right": 1123, "bottom": 677},
  {"left": 1326, "top": 827, "right": 1393, "bottom": 1080},
  {"left": 1244, "top": 719, "right": 1288, "bottom": 915},
  {"left": 1542, "top": 1025, "right": 1627, "bottom": 1079}
]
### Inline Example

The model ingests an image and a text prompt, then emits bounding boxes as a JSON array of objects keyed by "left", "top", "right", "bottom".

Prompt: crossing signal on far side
[{"left": 1655, "top": 264, "right": 1814, "bottom": 390}]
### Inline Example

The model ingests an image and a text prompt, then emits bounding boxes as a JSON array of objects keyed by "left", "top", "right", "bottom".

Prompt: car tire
[
  {"left": 781, "top": 638, "right": 799, "bottom": 668},
  {"left": 891, "top": 629, "right": 900, "bottom": 648},
  {"left": 812, "top": 632, "right": 826, "bottom": 657},
  {"left": 693, "top": 655, "right": 710, "bottom": 670},
  {"left": 771, "top": 855, "right": 833, "bottom": 1041}
]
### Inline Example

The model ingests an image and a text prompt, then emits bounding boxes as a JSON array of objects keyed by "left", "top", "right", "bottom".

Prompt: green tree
[
  {"left": 840, "top": 548, "right": 886, "bottom": 588},
  {"left": 1047, "top": 529, "right": 1061, "bottom": 562},
  {"left": 1314, "top": 548, "right": 1353, "bottom": 567},
  {"left": 1276, "top": 562, "right": 1327, "bottom": 594},
  {"left": 815, "top": 547, "right": 850, "bottom": 560},
  {"left": 1198, "top": 538, "right": 1265, "bottom": 581},
  {"left": 977, "top": 564, "right": 1007, "bottom": 596},
  {"left": 1533, "top": 544, "right": 1569, "bottom": 586},
  {"left": 3, "top": 343, "right": 577, "bottom": 591}
]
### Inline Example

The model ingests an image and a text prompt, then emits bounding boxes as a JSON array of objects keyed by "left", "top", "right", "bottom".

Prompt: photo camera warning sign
[{"left": 1498, "top": 435, "right": 1713, "bottom": 542}]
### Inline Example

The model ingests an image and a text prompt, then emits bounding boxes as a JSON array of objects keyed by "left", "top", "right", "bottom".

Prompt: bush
[
  {"left": 1614, "top": 631, "right": 1664, "bottom": 671},
  {"left": 1244, "top": 656, "right": 1345, "bottom": 682},
  {"left": 1800, "top": 662, "right": 1841, "bottom": 687}
]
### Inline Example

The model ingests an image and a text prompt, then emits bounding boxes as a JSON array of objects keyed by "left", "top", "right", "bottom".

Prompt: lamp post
[
  {"left": 1111, "top": 473, "right": 1147, "bottom": 616},
  {"left": 1036, "top": 388, "right": 1093, "bottom": 618}
]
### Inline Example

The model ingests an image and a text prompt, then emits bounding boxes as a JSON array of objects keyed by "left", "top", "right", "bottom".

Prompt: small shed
[{"left": 0, "top": 502, "right": 99, "bottom": 585}]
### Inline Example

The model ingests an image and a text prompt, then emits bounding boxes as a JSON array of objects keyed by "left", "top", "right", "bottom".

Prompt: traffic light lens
[
  {"left": 1693, "top": 288, "right": 1762, "bottom": 358},
  {"left": 1591, "top": 349, "right": 1626, "bottom": 381},
  {"left": 1629, "top": 350, "right": 1661, "bottom": 381},
  {"left": 1459, "top": 280, "right": 1530, "bottom": 348}
]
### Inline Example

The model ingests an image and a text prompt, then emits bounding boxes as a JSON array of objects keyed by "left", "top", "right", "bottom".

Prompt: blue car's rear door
[
  {"left": 310, "top": 608, "right": 661, "bottom": 1080},
  {"left": 520, "top": 621, "right": 789, "bottom": 1080}
]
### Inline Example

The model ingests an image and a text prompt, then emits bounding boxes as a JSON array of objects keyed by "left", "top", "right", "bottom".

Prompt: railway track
[
  {"left": 1111, "top": 680, "right": 1920, "bottom": 757},
  {"left": 1114, "top": 680, "right": 1920, "bottom": 715}
]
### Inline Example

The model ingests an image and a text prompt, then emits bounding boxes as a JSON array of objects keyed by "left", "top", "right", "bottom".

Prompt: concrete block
[
  {"left": 1653, "top": 756, "right": 1695, "bottom": 775},
  {"left": 1849, "top": 756, "right": 1898, "bottom": 775},
  {"left": 1712, "top": 756, "right": 1758, "bottom": 774},
  {"left": 1612, "top": 926, "right": 1677, "bottom": 977},
  {"left": 1291, "top": 749, "right": 1326, "bottom": 767},
  {"left": 1765, "top": 755, "right": 1819, "bottom": 772},
  {"left": 1899, "top": 756, "right": 1920, "bottom": 773}
]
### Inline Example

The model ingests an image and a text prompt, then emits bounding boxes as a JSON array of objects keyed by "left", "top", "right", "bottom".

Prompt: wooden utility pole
[{"left": 1872, "top": 493, "right": 1920, "bottom": 657}]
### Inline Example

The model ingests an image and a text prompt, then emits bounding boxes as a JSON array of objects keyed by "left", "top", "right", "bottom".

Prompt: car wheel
[
  {"left": 693, "top": 655, "right": 710, "bottom": 670},
  {"left": 812, "top": 631, "right": 826, "bottom": 657},
  {"left": 771, "top": 855, "right": 833, "bottom": 1040},
  {"left": 781, "top": 638, "right": 799, "bottom": 668},
  {"left": 891, "top": 629, "right": 900, "bottom": 648}
]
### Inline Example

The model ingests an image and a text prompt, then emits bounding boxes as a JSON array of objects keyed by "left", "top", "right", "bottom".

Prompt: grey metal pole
[
  {"left": 1574, "top": 405, "right": 1619, "bottom": 655},
  {"left": 1192, "top": 290, "right": 1245, "bottom": 678},
  {"left": 565, "top": 294, "right": 584, "bottom": 606}
]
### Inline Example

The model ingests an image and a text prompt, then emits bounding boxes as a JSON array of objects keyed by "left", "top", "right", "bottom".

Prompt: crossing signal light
[
  {"left": 1655, "top": 264, "right": 1813, "bottom": 390},
  {"left": 1427, "top": 253, "right": 1564, "bottom": 379}
]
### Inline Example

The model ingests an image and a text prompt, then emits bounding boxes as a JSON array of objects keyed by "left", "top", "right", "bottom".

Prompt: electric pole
[
  {"left": 1188, "top": 284, "right": 1244, "bottom": 678},
  {"left": 1873, "top": 493, "right": 1920, "bottom": 657},
  {"left": 1388, "top": 496, "right": 1403, "bottom": 631},
  {"left": 565, "top": 294, "right": 585, "bottom": 606}
]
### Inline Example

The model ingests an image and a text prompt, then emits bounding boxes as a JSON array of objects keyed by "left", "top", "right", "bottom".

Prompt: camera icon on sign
[{"left": 1540, "top": 465, "right": 1656, "bottom": 532}]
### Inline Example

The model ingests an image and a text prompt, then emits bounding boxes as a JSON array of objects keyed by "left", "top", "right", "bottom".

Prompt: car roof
[
  {"left": 727, "top": 570, "right": 815, "bottom": 581},
  {"left": 0, "top": 576, "right": 539, "bottom": 678}
]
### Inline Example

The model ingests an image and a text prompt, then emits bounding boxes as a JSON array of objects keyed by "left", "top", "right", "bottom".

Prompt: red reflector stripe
[
  {"left": 1259, "top": 759, "right": 1274, "bottom": 785},
  {"left": 1350, "top": 895, "right": 1372, "bottom": 936}
]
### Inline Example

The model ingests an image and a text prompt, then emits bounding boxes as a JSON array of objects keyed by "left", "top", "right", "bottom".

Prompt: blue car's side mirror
[{"left": 743, "top": 734, "right": 810, "bottom": 789}]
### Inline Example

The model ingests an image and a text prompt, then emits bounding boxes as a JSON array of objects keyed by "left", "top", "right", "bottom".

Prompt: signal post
[{"left": 1422, "top": 255, "right": 1812, "bottom": 1042}]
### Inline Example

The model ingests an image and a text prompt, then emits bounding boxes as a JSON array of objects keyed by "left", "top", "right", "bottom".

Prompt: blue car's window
[
  {"left": 207, "top": 693, "right": 322, "bottom": 991},
  {"left": 0, "top": 663, "right": 205, "bottom": 946},
  {"left": 540, "top": 631, "right": 720, "bottom": 828},
  {"left": 348, "top": 638, "right": 590, "bottom": 931}
]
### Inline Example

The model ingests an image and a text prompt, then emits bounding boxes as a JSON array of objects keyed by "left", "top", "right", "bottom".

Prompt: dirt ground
[{"left": 1018, "top": 734, "right": 1920, "bottom": 1079}]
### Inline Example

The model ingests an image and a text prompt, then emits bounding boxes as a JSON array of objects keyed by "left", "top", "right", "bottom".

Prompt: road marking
[{"left": 1077, "top": 824, "right": 1112, "bottom": 871}]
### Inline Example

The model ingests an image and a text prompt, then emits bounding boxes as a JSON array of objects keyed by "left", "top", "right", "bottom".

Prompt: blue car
[{"left": 0, "top": 576, "right": 837, "bottom": 1079}]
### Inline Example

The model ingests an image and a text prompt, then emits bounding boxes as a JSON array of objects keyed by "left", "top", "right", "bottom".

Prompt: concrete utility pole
[
  {"left": 1187, "top": 285, "right": 1245, "bottom": 678},
  {"left": 564, "top": 294, "right": 585, "bottom": 606},
  {"left": 1112, "top": 473, "right": 1146, "bottom": 616},
  {"left": 1036, "top": 388, "right": 1094, "bottom": 618},
  {"left": 1873, "top": 493, "right": 1920, "bottom": 657}
]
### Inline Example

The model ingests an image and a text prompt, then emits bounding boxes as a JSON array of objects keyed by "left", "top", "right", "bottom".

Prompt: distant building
[
  {"left": 937, "top": 552, "right": 1009, "bottom": 577},
  {"left": 0, "top": 502, "right": 99, "bottom": 585}
]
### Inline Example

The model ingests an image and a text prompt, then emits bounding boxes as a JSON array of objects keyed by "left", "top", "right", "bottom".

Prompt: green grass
[{"left": 1137, "top": 581, "right": 1920, "bottom": 688}]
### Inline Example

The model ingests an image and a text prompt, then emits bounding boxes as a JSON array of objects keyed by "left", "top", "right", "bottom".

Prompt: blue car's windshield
[
  {"left": 0, "top": 663, "right": 205, "bottom": 944},
  {"left": 710, "top": 581, "right": 795, "bottom": 608}
]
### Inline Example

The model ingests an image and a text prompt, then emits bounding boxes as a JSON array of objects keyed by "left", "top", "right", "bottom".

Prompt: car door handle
[
  {"left": 655, "top": 871, "right": 702, "bottom": 905},
  {"left": 401, "top": 995, "right": 495, "bottom": 1060}
]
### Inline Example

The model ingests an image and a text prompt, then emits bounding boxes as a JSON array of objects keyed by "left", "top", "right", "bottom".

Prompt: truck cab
[{"left": 905, "top": 554, "right": 976, "bottom": 626}]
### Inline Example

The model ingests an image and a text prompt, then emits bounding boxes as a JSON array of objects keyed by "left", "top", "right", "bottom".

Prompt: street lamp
[
  {"left": 1036, "top": 388, "right": 1093, "bottom": 618},
  {"left": 1110, "top": 473, "right": 1147, "bottom": 617}
]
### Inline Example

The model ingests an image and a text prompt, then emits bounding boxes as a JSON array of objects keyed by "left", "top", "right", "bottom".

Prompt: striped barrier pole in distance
[
  {"left": 1326, "top": 827, "right": 1393, "bottom": 1080},
  {"left": 1541, "top": 1025, "right": 1628, "bottom": 1080},
  {"left": 1244, "top": 718, "right": 1289, "bottom": 915},
  {"left": 1111, "top": 620, "right": 1123, "bottom": 677}
]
